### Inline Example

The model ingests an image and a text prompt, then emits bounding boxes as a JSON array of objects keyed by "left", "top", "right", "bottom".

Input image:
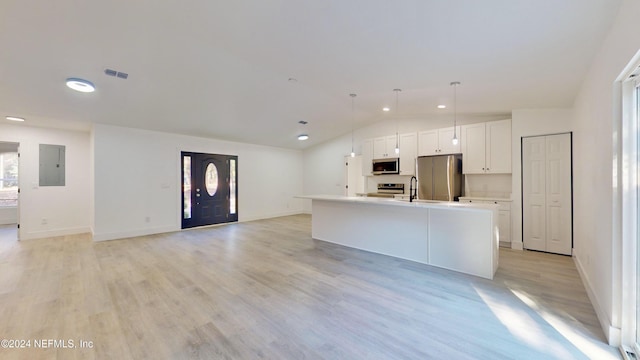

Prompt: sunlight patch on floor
[
  {"left": 509, "top": 289, "right": 619, "bottom": 360},
  {"left": 475, "top": 286, "right": 580, "bottom": 359}
]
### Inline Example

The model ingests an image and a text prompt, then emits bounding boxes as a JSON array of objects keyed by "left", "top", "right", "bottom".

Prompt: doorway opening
[
  {"left": 181, "top": 152, "right": 238, "bottom": 229},
  {"left": 0, "top": 141, "right": 19, "bottom": 242}
]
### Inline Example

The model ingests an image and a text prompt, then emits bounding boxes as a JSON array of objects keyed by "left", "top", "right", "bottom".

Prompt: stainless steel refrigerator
[{"left": 416, "top": 154, "right": 462, "bottom": 201}]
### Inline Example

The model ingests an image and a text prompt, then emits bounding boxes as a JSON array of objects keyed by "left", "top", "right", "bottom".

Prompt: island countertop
[
  {"left": 297, "top": 194, "right": 498, "bottom": 211},
  {"left": 300, "top": 194, "right": 500, "bottom": 279}
]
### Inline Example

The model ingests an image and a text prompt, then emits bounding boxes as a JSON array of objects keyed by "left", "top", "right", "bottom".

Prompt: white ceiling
[{"left": 0, "top": 0, "right": 621, "bottom": 149}]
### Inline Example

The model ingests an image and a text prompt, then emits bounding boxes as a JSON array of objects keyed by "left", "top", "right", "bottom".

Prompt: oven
[{"left": 366, "top": 183, "right": 405, "bottom": 198}]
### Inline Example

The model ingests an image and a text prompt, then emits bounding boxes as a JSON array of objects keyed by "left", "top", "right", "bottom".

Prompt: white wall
[
  {"left": 571, "top": 0, "right": 640, "bottom": 346},
  {"left": 0, "top": 123, "right": 91, "bottom": 240},
  {"left": 510, "top": 108, "right": 573, "bottom": 250},
  {"left": 92, "top": 124, "right": 304, "bottom": 241},
  {"left": 302, "top": 133, "right": 351, "bottom": 214}
]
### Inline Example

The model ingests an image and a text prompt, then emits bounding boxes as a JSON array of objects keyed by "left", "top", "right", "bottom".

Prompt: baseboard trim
[
  {"left": 573, "top": 250, "right": 621, "bottom": 346},
  {"left": 20, "top": 226, "right": 92, "bottom": 240},
  {"left": 92, "top": 225, "right": 178, "bottom": 242},
  {"left": 240, "top": 210, "right": 304, "bottom": 223},
  {"left": 92, "top": 212, "right": 306, "bottom": 242},
  {"left": 511, "top": 241, "right": 524, "bottom": 250}
]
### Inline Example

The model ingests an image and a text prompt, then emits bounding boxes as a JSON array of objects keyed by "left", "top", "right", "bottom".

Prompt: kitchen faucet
[{"left": 409, "top": 176, "right": 418, "bottom": 202}]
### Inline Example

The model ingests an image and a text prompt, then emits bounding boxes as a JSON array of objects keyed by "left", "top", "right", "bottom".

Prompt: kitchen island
[{"left": 299, "top": 195, "right": 499, "bottom": 279}]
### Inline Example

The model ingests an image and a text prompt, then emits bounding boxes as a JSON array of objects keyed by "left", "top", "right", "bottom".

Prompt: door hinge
[{"left": 17, "top": 224, "right": 20, "bottom": 229}]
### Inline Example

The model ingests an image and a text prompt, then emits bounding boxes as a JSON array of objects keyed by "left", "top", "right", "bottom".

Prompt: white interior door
[
  {"left": 523, "top": 136, "right": 547, "bottom": 251},
  {"left": 545, "top": 134, "right": 572, "bottom": 255},
  {"left": 345, "top": 155, "right": 364, "bottom": 196},
  {"left": 522, "top": 133, "right": 572, "bottom": 255}
]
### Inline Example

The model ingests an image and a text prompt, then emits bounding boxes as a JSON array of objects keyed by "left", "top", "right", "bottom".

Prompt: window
[
  {"left": 621, "top": 61, "right": 640, "bottom": 355},
  {"left": 0, "top": 151, "right": 18, "bottom": 207},
  {"left": 204, "top": 162, "right": 219, "bottom": 196},
  {"left": 229, "top": 158, "right": 237, "bottom": 215},
  {"left": 183, "top": 155, "right": 191, "bottom": 219},
  {"left": 635, "top": 76, "right": 640, "bottom": 352}
]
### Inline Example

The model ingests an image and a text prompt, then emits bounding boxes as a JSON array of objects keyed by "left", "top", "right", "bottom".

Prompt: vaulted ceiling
[{"left": 0, "top": 1, "right": 621, "bottom": 149}]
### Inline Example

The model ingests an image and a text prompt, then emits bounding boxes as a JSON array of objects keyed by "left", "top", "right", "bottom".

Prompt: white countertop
[
  {"left": 459, "top": 196, "right": 512, "bottom": 202},
  {"left": 298, "top": 195, "right": 498, "bottom": 212}
]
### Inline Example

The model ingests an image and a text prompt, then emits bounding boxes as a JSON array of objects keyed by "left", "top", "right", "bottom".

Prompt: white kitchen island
[{"left": 300, "top": 195, "right": 499, "bottom": 279}]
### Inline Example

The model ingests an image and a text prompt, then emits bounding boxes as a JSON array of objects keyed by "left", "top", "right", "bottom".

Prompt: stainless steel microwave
[{"left": 372, "top": 158, "right": 400, "bottom": 175}]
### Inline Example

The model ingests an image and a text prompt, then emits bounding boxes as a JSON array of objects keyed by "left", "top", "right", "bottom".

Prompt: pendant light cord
[
  {"left": 394, "top": 89, "right": 401, "bottom": 153},
  {"left": 450, "top": 82, "right": 460, "bottom": 144},
  {"left": 350, "top": 93, "right": 356, "bottom": 155}
]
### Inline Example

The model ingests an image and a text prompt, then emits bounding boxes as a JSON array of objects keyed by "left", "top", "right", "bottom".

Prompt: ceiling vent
[{"left": 104, "top": 68, "right": 128, "bottom": 79}]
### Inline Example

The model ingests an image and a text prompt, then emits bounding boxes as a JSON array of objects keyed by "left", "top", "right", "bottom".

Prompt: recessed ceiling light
[
  {"left": 66, "top": 78, "right": 95, "bottom": 93},
  {"left": 437, "top": 104, "right": 446, "bottom": 109},
  {"left": 382, "top": 107, "right": 390, "bottom": 112},
  {"left": 297, "top": 134, "right": 309, "bottom": 141},
  {"left": 5, "top": 116, "right": 25, "bottom": 122}
]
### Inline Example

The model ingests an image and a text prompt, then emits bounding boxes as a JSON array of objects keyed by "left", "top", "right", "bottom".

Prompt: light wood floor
[{"left": 0, "top": 216, "right": 620, "bottom": 359}]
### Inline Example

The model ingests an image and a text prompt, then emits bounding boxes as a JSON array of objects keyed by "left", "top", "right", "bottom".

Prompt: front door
[{"left": 182, "top": 152, "right": 238, "bottom": 229}]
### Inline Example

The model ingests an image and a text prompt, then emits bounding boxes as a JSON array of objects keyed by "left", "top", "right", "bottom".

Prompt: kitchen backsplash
[
  {"left": 364, "top": 173, "right": 511, "bottom": 199},
  {"left": 464, "top": 174, "right": 512, "bottom": 199}
]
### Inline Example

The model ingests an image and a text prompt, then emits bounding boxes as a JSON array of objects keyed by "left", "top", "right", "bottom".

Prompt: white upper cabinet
[
  {"left": 417, "top": 130, "right": 438, "bottom": 156},
  {"left": 418, "top": 126, "right": 461, "bottom": 156},
  {"left": 361, "top": 138, "right": 373, "bottom": 176},
  {"left": 362, "top": 133, "right": 416, "bottom": 176},
  {"left": 438, "top": 127, "right": 462, "bottom": 155},
  {"left": 461, "top": 119, "right": 511, "bottom": 174},
  {"left": 486, "top": 120, "right": 512, "bottom": 173},
  {"left": 398, "top": 132, "right": 417, "bottom": 175},
  {"left": 373, "top": 135, "right": 398, "bottom": 159},
  {"left": 461, "top": 123, "right": 487, "bottom": 173}
]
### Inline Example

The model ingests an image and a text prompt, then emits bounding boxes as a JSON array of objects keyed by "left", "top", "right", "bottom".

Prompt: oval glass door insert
[{"left": 205, "top": 162, "right": 219, "bottom": 196}]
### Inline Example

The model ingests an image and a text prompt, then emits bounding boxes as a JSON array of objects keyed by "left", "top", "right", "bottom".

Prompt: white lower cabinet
[{"left": 459, "top": 198, "right": 511, "bottom": 246}]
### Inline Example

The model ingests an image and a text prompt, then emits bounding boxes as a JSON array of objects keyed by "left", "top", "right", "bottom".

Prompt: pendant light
[
  {"left": 450, "top": 81, "right": 460, "bottom": 145},
  {"left": 394, "top": 88, "right": 401, "bottom": 154},
  {"left": 350, "top": 93, "right": 357, "bottom": 157}
]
